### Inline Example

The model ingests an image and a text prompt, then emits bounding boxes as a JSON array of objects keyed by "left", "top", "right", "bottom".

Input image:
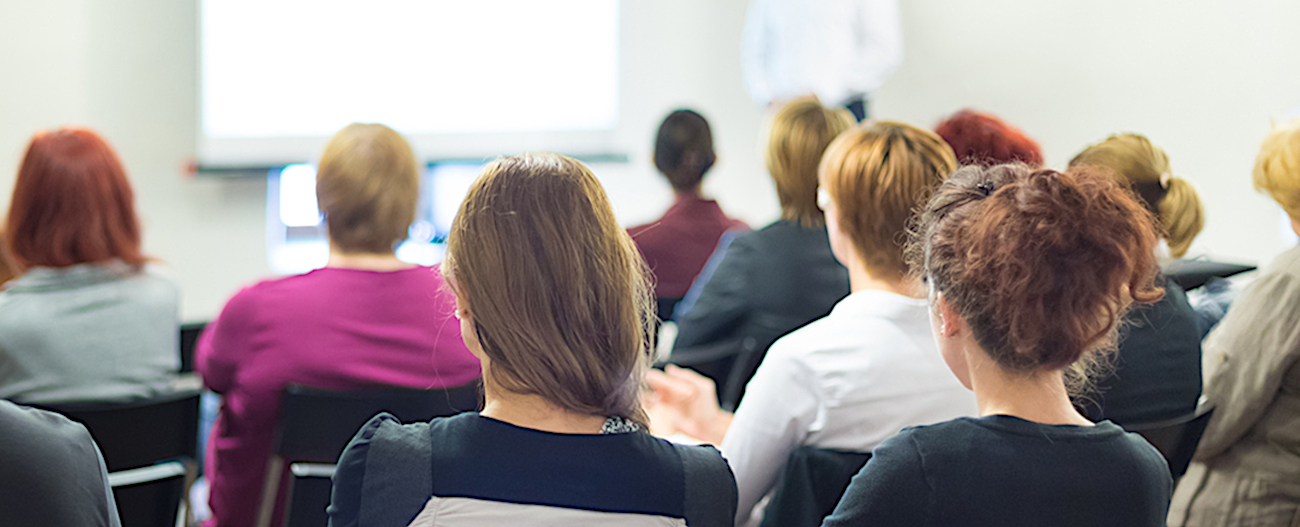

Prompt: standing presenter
[{"left": 741, "top": 0, "right": 903, "bottom": 121}]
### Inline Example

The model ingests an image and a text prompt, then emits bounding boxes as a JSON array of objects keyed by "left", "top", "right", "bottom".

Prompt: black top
[
  {"left": 327, "top": 412, "right": 737, "bottom": 527},
  {"left": 1080, "top": 280, "right": 1202, "bottom": 426},
  {"left": 823, "top": 416, "right": 1172, "bottom": 527},
  {"left": 669, "top": 220, "right": 849, "bottom": 407},
  {"left": 0, "top": 400, "right": 120, "bottom": 527}
]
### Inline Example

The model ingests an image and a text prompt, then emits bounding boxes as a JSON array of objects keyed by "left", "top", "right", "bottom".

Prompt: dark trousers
[{"left": 845, "top": 96, "right": 867, "bottom": 122}]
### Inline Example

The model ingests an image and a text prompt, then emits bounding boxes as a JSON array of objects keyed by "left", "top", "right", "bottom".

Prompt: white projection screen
[{"left": 200, "top": 0, "right": 619, "bottom": 166}]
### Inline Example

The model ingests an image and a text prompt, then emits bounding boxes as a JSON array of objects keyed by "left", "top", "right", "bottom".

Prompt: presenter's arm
[
  {"left": 848, "top": 0, "right": 904, "bottom": 94},
  {"left": 740, "top": 0, "right": 774, "bottom": 106}
]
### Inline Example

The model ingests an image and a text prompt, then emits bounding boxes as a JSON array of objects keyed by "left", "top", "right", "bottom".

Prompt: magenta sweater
[{"left": 196, "top": 266, "right": 480, "bottom": 527}]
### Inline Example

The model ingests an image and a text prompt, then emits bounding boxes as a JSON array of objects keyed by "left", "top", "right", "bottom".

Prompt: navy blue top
[
  {"left": 327, "top": 412, "right": 737, "bottom": 527},
  {"left": 823, "top": 416, "right": 1172, "bottom": 527}
]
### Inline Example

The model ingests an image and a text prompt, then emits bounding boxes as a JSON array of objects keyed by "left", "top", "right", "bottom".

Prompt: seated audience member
[
  {"left": 0, "top": 399, "right": 120, "bottom": 527},
  {"left": 1069, "top": 133, "right": 1203, "bottom": 425},
  {"left": 0, "top": 128, "right": 179, "bottom": 403},
  {"left": 1169, "top": 119, "right": 1300, "bottom": 527},
  {"left": 648, "top": 121, "right": 978, "bottom": 527},
  {"left": 197, "top": 124, "right": 480, "bottom": 527},
  {"left": 824, "top": 164, "right": 1173, "bottom": 527},
  {"left": 629, "top": 109, "right": 748, "bottom": 322},
  {"left": 933, "top": 109, "right": 1044, "bottom": 166},
  {"left": 669, "top": 98, "right": 854, "bottom": 407},
  {"left": 327, "top": 153, "right": 738, "bottom": 527}
]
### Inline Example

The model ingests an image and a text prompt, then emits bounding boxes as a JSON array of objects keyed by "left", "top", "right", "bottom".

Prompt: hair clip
[{"left": 976, "top": 181, "right": 995, "bottom": 196}]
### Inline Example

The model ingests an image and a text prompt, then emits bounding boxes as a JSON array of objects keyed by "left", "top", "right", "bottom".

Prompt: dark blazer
[
  {"left": 668, "top": 220, "right": 849, "bottom": 408},
  {"left": 1080, "top": 280, "right": 1203, "bottom": 426}
]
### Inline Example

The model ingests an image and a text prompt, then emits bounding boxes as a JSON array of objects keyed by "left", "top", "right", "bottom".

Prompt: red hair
[
  {"left": 6, "top": 128, "right": 144, "bottom": 270},
  {"left": 934, "top": 109, "right": 1044, "bottom": 167},
  {"left": 910, "top": 164, "right": 1162, "bottom": 378}
]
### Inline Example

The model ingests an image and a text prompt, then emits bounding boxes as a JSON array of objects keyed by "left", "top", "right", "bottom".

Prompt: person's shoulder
[
  {"left": 0, "top": 400, "right": 97, "bottom": 459},
  {"left": 670, "top": 442, "right": 738, "bottom": 527}
]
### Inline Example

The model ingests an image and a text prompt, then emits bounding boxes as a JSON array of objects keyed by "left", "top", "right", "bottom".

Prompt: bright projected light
[{"left": 201, "top": 0, "right": 619, "bottom": 165}]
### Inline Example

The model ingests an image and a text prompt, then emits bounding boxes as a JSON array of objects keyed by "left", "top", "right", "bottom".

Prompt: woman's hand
[{"left": 644, "top": 365, "right": 733, "bottom": 444}]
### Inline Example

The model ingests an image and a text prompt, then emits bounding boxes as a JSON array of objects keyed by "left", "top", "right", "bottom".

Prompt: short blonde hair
[
  {"left": 1070, "top": 133, "right": 1205, "bottom": 258},
  {"left": 316, "top": 123, "right": 419, "bottom": 254},
  {"left": 820, "top": 121, "right": 957, "bottom": 278},
  {"left": 765, "top": 98, "right": 855, "bottom": 228},
  {"left": 1254, "top": 118, "right": 1300, "bottom": 221},
  {"left": 443, "top": 153, "right": 655, "bottom": 429}
]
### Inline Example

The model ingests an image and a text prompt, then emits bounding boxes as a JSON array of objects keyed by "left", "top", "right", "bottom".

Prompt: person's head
[
  {"left": 818, "top": 121, "right": 958, "bottom": 281},
  {"left": 1254, "top": 118, "right": 1300, "bottom": 231},
  {"left": 910, "top": 164, "right": 1163, "bottom": 394},
  {"left": 443, "top": 153, "right": 654, "bottom": 428},
  {"left": 654, "top": 109, "right": 716, "bottom": 193},
  {"left": 766, "top": 98, "right": 856, "bottom": 228},
  {"left": 933, "top": 109, "right": 1044, "bottom": 167},
  {"left": 1069, "top": 133, "right": 1204, "bottom": 258},
  {"left": 316, "top": 123, "right": 419, "bottom": 255},
  {"left": 6, "top": 128, "right": 144, "bottom": 271}
]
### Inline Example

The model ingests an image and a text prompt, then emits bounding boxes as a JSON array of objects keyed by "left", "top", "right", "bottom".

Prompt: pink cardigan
[{"left": 196, "top": 266, "right": 480, "bottom": 527}]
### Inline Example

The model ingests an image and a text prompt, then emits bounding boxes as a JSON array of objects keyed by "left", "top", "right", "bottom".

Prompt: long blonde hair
[
  {"left": 765, "top": 98, "right": 856, "bottom": 228},
  {"left": 1070, "top": 133, "right": 1204, "bottom": 258},
  {"left": 443, "top": 153, "right": 655, "bottom": 428}
]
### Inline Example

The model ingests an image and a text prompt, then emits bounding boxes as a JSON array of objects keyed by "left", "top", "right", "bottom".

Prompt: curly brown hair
[{"left": 908, "top": 164, "right": 1164, "bottom": 386}]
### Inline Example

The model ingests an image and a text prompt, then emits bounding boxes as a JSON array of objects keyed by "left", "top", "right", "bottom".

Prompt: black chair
[
  {"left": 1123, "top": 399, "right": 1215, "bottom": 481},
  {"left": 178, "top": 322, "right": 208, "bottom": 374},
  {"left": 39, "top": 388, "right": 202, "bottom": 527},
  {"left": 759, "top": 446, "right": 872, "bottom": 527},
  {"left": 256, "top": 381, "right": 481, "bottom": 527}
]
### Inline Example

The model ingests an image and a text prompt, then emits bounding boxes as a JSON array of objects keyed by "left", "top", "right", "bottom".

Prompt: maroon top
[
  {"left": 196, "top": 266, "right": 480, "bottom": 527},
  {"left": 629, "top": 195, "right": 748, "bottom": 299}
]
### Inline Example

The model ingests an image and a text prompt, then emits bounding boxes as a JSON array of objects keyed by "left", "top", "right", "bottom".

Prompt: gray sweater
[
  {"left": 0, "top": 261, "right": 179, "bottom": 403},
  {"left": 0, "top": 399, "right": 121, "bottom": 526}
]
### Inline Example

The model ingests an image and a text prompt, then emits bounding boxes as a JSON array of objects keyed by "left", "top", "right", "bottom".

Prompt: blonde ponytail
[{"left": 1159, "top": 177, "right": 1204, "bottom": 258}]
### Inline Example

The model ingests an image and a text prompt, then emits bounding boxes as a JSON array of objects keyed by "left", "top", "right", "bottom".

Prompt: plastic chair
[
  {"left": 39, "top": 387, "right": 202, "bottom": 527},
  {"left": 759, "top": 446, "right": 872, "bottom": 527},
  {"left": 1123, "top": 399, "right": 1216, "bottom": 481},
  {"left": 256, "top": 381, "right": 481, "bottom": 527}
]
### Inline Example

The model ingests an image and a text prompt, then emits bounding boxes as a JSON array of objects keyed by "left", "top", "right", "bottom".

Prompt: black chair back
[
  {"left": 260, "top": 381, "right": 481, "bottom": 527},
  {"left": 759, "top": 446, "right": 871, "bottom": 527},
  {"left": 178, "top": 322, "right": 208, "bottom": 374},
  {"left": 39, "top": 388, "right": 202, "bottom": 527},
  {"left": 1124, "top": 401, "right": 1215, "bottom": 481}
]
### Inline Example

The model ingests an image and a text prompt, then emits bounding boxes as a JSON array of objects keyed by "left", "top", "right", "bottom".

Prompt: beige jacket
[{"left": 1169, "top": 245, "right": 1300, "bottom": 527}]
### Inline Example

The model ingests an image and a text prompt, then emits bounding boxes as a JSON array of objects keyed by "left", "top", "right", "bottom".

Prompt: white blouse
[{"left": 720, "top": 290, "right": 978, "bottom": 527}]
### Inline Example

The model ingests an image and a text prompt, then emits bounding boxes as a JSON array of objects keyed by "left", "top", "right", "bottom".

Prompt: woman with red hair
[
  {"left": 0, "top": 128, "right": 179, "bottom": 403},
  {"left": 934, "top": 109, "right": 1044, "bottom": 167}
]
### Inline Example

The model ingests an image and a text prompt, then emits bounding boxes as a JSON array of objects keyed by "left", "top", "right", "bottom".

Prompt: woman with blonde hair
[
  {"left": 648, "top": 121, "right": 977, "bottom": 527},
  {"left": 197, "top": 124, "right": 480, "bottom": 527},
  {"left": 1068, "top": 134, "right": 1204, "bottom": 427},
  {"left": 1169, "top": 118, "right": 1300, "bottom": 527},
  {"left": 668, "top": 98, "right": 854, "bottom": 409},
  {"left": 327, "top": 153, "right": 737, "bottom": 527}
]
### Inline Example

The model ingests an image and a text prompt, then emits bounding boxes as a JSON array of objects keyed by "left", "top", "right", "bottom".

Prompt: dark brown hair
[
  {"left": 6, "top": 128, "right": 144, "bottom": 271},
  {"left": 909, "top": 164, "right": 1163, "bottom": 381},
  {"left": 654, "top": 109, "right": 716, "bottom": 191},
  {"left": 443, "top": 153, "right": 655, "bottom": 429}
]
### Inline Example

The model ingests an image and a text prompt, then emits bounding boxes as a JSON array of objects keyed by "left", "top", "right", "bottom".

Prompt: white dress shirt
[
  {"left": 740, "top": 0, "right": 904, "bottom": 106},
  {"left": 720, "top": 290, "right": 977, "bottom": 527}
]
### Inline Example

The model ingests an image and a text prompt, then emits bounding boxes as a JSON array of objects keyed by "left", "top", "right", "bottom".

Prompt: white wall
[{"left": 1, "top": 0, "right": 1297, "bottom": 321}]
